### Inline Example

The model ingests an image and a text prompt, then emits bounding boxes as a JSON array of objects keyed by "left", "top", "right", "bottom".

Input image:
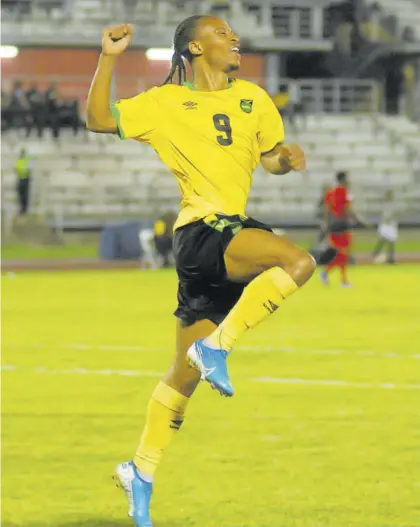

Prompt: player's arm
[
  {"left": 324, "top": 196, "right": 330, "bottom": 225},
  {"left": 261, "top": 143, "right": 306, "bottom": 175},
  {"left": 347, "top": 205, "right": 369, "bottom": 227},
  {"left": 257, "top": 89, "right": 306, "bottom": 175},
  {"left": 86, "top": 24, "right": 132, "bottom": 133}
]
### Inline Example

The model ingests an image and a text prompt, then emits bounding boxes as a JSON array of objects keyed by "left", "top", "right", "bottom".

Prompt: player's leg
[
  {"left": 338, "top": 232, "right": 352, "bottom": 286},
  {"left": 338, "top": 254, "right": 349, "bottom": 285},
  {"left": 115, "top": 319, "right": 214, "bottom": 527},
  {"left": 321, "top": 233, "right": 339, "bottom": 284},
  {"left": 134, "top": 319, "right": 212, "bottom": 473},
  {"left": 388, "top": 240, "right": 396, "bottom": 264},
  {"left": 204, "top": 228, "right": 314, "bottom": 350},
  {"left": 372, "top": 237, "right": 386, "bottom": 258},
  {"left": 188, "top": 227, "right": 315, "bottom": 395}
]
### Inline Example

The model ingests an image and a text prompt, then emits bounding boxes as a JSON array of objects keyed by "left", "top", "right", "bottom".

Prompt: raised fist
[{"left": 102, "top": 24, "right": 133, "bottom": 56}]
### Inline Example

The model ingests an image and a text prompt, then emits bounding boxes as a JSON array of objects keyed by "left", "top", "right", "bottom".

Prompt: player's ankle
[{"left": 203, "top": 336, "right": 230, "bottom": 352}]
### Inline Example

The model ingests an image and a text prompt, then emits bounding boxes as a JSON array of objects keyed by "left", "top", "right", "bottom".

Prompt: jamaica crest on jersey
[{"left": 240, "top": 99, "right": 253, "bottom": 113}]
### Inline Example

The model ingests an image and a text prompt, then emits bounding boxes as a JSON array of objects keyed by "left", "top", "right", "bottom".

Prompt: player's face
[{"left": 191, "top": 17, "right": 241, "bottom": 73}]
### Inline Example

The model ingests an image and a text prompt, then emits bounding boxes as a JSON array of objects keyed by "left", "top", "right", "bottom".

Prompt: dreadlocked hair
[{"left": 162, "top": 15, "right": 205, "bottom": 85}]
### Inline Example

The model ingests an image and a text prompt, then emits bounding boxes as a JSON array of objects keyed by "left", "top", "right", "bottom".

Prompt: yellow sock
[
  {"left": 205, "top": 266, "right": 298, "bottom": 351},
  {"left": 133, "top": 382, "right": 189, "bottom": 477}
]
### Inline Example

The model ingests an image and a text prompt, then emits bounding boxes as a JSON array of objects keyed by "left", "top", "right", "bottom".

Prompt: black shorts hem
[
  {"left": 173, "top": 214, "right": 272, "bottom": 328},
  {"left": 173, "top": 308, "right": 226, "bottom": 327}
]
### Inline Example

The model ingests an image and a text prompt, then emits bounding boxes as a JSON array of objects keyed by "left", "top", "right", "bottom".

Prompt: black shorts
[{"left": 173, "top": 214, "right": 272, "bottom": 326}]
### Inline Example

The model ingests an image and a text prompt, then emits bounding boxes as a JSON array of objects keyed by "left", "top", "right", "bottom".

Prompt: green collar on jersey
[{"left": 183, "top": 79, "right": 233, "bottom": 91}]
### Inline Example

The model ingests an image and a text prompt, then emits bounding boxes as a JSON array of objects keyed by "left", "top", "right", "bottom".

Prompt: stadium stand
[
  {"left": 373, "top": 0, "right": 420, "bottom": 40},
  {"left": 1, "top": 0, "right": 419, "bottom": 233},
  {"left": 2, "top": 113, "right": 418, "bottom": 230},
  {"left": 1, "top": 0, "right": 333, "bottom": 46}
]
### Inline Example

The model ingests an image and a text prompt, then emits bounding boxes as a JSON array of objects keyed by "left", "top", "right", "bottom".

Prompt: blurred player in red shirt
[{"left": 321, "top": 171, "right": 366, "bottom": 287}]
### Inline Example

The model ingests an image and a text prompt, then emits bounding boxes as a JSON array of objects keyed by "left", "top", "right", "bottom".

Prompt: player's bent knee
[{"left": 288, "top": 251, "right": 316, "bottom": 286}]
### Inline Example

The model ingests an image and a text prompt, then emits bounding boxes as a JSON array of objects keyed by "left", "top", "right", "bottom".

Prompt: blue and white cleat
[
  {"left": 187, "top": 339, "right": 234, "bottom": 397},
  {"left": 113, "top": 461, "right": 153, "bottom": 527},
  {"left": 320, "top": 270, "right": 329, "bottom": 286}
]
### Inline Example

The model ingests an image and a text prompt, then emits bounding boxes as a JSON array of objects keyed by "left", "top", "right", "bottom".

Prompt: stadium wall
[{"left": 1, "top": 48, "right": 266, "bottom": 99}]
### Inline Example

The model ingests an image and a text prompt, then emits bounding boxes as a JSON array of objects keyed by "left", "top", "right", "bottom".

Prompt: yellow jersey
[{"left": 111, "top": 79, "right": 285, "bottom": 231}]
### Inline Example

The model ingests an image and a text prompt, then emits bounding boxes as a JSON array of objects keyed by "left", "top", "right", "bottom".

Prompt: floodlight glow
[
  {"left": 0, "top": 46, "right": 19, "bottom": 59},
  {"left": 145, "top": 48, "right": 173, "bottom": 61}
]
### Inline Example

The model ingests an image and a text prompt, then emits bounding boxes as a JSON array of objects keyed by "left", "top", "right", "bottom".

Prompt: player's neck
[{"left": 190, "top": 64, "right": 230, "bottom": 92}]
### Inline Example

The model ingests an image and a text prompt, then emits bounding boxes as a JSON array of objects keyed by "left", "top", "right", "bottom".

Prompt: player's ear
[{"left": 188, "top": 40, "right": 203, "bottom": 58}]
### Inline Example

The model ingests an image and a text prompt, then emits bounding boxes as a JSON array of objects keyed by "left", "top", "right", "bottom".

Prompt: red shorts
[{"left": 329, "top": 232, "right": 352, "bottom": 254}]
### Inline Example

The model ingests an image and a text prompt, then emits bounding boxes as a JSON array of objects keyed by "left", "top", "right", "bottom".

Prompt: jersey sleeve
[
  {"left": 257, "top": 90, "right": 285, "bottom": 154},
  {"left": 110, "top": 89, "right": 158, "bottom": 141}
]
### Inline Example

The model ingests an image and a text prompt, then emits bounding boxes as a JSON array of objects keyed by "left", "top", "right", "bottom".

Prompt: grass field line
[
  {"left": 4, "top": 341, "right": 420, "bottom": 359},
  {"left": 2, "top": 364, "right": 420, "bottom": 390}
]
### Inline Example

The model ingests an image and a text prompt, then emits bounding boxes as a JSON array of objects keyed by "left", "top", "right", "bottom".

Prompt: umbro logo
[
  {"left": 263, "top": 299, "right": 279, "bottom": 314},
  {"left": 170, "top": 419, "right": 184, "bottom": 430},
  {"left": 183, "top": 101, "right": 198, "bottom": 110}
]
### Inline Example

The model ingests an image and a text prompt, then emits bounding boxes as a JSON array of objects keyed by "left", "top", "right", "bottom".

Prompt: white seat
[
  {"left": 77, "top": 156, "right": 121, "bottom": 172},
  {"left": 372, "top": 158, "right": 409, "bottom": 170},
  {"left": 92, "top": 171, "right": 135, "bottom": 186},
  {"left": 349, "top": 171, "right": 385, "bottom": 183},
  {"left": 1, "top": 156, "right": 17, "bottom": 171},
  {"left": 1, "top": 170, "right": 16, "bottom": 184},
  {"left": 306, "top": 159, "right": 331, "bottom": 171},
  {"left": 333, "top": 156, "right": 370, "bottom": 170},
  {"left": 354, "top": 144, "right": 390, "bottom": 156},
  {"left": 58, "top": 142, "right": 101, "bottom": 155},
  {"left": 335, "top": 131, "right": 373, "bottom": 143},
  {"left": 48, "top": 171, "right": 92, "bottom": 191},
  {"left": 34, "top": 157, "right": 74, "bottom": 172},
  {"left": 313, "top": 144, "right": 353, "bottom": 156}
]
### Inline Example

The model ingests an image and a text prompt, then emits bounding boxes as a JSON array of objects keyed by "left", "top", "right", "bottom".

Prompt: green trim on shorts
[
  {"left": 203, "top": 215, "right": 243, "bottom": 235},
  {"left": 110, "top": 102, "right": 126, "bottom": 140}
]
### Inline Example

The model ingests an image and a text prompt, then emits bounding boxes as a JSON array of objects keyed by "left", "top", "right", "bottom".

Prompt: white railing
[
  {"left": 276, "top": 79, "right": 381, "bottom": 113},
  {"left": 1, "top": 0, "right": 332, "bottom": 45},
  {"left": 2, "top": 73, "right": 382, "bottom": 115}
]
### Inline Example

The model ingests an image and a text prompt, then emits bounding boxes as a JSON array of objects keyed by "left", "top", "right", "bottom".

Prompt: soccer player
[
  {"left": 87, "top": 16, "right": 315, "bottom": 527},
  {"left": 321, "top": 171, "right": 366, "bottom": 287},
  {"left": 372, "top": 189, "right": 398, "bottom": 264}
]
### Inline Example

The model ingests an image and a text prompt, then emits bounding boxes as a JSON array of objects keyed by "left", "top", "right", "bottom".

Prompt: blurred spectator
[
  {"left": 45, "top": 82, "right": 60, "bottom": 139},
  {"left": 3, "top": 80, "right": 82, "bottom": 138},
  {"left": 60, "top": 98, "right": 81, "bottom": 136},
  {"left": 1, "top": 90, "right": 13, "bottom": 131},
  {"left": 15, "top": 148, "right": 33, "bottom": 215},
  {"left": 123, "top": 0, "right": 138, "bottom": 16},
  {"left": 385, "top": 60, "right": 403, "bottom": 114},
  {"left": 382, "top": 14, "right": 398, "bottom": 39},
  {"left": 26, "top": 83, "right": 47, "bottom": 138},
  {"left": 2, "top": 0, "right": 31, "bottom": 18},
  {"left": 273, "top": 84, "right": 305, "bottom": 132},
  {"left": 309, "top": 184, "right": 337, "bottom": 266},
  {"left": 336, "top": 20, "right": 353, "bottom": 55},
  {"left": 153, "top": 212, "right": 176, "bottom": 268},
  {"left": 272, "top": 86, "right": 289, "bottom": 114},
  {"left": 9, "top": 80, "right": 31, "bottom": 133},
  {"left": 372, "top": 189, "right": 399, "bottom": 264},
  {"left": 315, "top": 183, "right": 332, "bottom": 244},
  {"left": 402, "top": 26, "right": 415, "bottom": 43},
  {"left": 286, "top": 82, "right": 306, "bottom": 132}
]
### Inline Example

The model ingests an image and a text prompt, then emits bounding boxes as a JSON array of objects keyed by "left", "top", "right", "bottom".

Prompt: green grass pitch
[{"left": 2, "top": 266, "right": 420, "bottom": 527}]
